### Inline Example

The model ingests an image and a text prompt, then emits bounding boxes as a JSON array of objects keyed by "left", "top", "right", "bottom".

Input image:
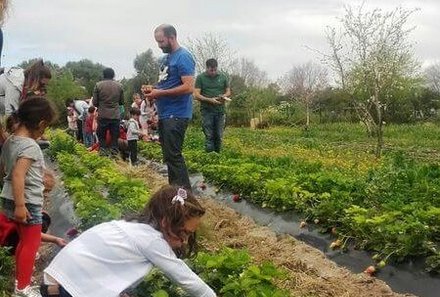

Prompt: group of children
[
  {"left": 0, "top": 89, "right": 215, "bottom": 297},
  {"left": 66, "top": 98, "right": 97, "bottom": 148},
  {"left": 130, "top": 90, "right": 159, "bottom": 142},
  {"left": 67, "top": 89, "right": 159, "bottom": 166}
]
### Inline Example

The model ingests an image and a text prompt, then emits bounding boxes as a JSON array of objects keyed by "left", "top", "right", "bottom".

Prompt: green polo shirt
[{"left": 195, "top": 72, "right": 229, "bottom": 113}]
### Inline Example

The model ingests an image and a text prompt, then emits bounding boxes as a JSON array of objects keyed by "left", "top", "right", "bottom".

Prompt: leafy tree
[
  {"left": 121, "top": 49, "right": 160, "bottom": 108},
  {"left": 18, "top": 58, "right": 62, "bottom": 73},
  {"left": 411, "top": 87, "right": 440, "bottom": 120},
  {"left": 133, "top": 49, "right": 160, "bottom": 85},
  {"left": 227, "top": 86, "right": 280, "bottom": 126},
  {"left": 64, "top": 59, "right": 106, "bottom": 95},
  {"left": 46, "top": 71, "right": 87, "bottom": 125},
  {"left": 315, "top": 87, "right": 354, "bottom": 122},
  {"left": 229, "top": 74, "right": 247, "bottom": 95}
]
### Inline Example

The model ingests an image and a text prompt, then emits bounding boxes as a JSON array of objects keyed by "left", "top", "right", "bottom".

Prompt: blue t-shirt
[{"left": 156, "top": 47, "right": 195, "bottom": 120}]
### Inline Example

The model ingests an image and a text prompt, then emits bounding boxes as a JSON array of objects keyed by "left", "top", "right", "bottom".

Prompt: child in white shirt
[{"left": 42, "top": 185, "right": 216, "bottom": 297}]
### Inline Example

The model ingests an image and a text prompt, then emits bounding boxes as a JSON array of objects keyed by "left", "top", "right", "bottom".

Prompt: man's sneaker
[{"left": 13, "top": 285, "right": 42, "bottom": 297}]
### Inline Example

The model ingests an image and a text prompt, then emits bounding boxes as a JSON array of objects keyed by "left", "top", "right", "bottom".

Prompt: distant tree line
[{"left": 15, "top": 5, "right": 440, "bottom": 149}]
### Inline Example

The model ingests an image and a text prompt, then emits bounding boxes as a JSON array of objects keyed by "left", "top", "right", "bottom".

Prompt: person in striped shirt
[{"left": 42, "top": 185, "right": 216, "bottom": 297}]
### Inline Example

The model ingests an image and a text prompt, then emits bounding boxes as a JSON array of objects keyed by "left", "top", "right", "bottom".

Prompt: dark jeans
[
  {"left": 158, "top": 118, "right": 191, "bottom": 189},
  {"left": 97, "top": 118, "right": 120, "bottom": 155},
  {"left": 128, "top": 139, "right": 138, "bottom": 165},
  {"left": 202, "top": 111, "right": 225, "bottom": 153},
  {"left": 76, "top": 119, "right": 83, "bottom": 143},
  {"left": 84, "top": 132, "right": 94, "bottom": 148}
]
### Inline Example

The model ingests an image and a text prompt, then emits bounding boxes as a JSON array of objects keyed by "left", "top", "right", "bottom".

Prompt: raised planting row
[
  {"left": 49, "top": 130, "right": 289, "bottom": 297},
  {"left": 49, "top": 130, "right": 150, "bottom": 229},
  {"left": 139, "top": 126, "right": 440, "bottom": 273},
  {"left": 135, "top": 248, "right": 288, "bottom": 297}
]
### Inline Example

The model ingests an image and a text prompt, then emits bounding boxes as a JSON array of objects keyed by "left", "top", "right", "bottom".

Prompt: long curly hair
[
  {"left": 23, "top": 59, "right": 52, "bottom": 95},
  {"left": 131, "top": 185, "right": 205, "bottom": 257},
  {"left": 0, "top": 0, "right": 8, "bottom": 26}
]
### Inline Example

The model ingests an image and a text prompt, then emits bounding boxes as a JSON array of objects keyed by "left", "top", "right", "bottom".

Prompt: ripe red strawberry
[
  {"left": 66, "top": 227, "right": 79, "bottom": 238},
  {"left": 364, "top": 266, "right": 376, "bottom": 276},
  {"left": 232, "top": 194, "right": 241, "bottom": 202}
]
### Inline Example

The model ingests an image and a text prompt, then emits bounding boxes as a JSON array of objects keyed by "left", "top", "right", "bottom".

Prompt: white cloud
[{"left": 1, "top": 0, "right": 438, "bottom": 81}]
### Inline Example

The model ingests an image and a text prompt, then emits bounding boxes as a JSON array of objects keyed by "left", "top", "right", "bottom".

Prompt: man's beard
[{"left": 161, "top": 45, "right": 172, "bottom": 53}]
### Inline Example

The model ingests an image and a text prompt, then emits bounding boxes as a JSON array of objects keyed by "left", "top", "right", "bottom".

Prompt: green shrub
[{"left": 0, "top": 247, "right": 14, "bottom": 295}]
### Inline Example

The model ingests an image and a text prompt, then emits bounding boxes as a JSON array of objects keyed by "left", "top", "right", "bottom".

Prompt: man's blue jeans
[
  {"left": 202, "top": 111, "right": 225, "bottom": 153},
  {"left": 158, "top": 117, "right": 191, "bottom": 189}
]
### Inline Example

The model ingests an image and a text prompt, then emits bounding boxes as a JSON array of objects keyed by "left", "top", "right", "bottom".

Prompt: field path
[{"left": 120, "top": 163, "right": 414, "bottom": 297}]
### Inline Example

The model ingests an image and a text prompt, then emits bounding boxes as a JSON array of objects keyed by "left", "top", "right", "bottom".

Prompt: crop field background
[{"left": 141, "top": 123, "right": 440, "bottom": 273}]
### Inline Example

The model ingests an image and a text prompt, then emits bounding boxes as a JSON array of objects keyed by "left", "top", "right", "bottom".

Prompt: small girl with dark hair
[
  {"left": 0, "top": 96, "right": 57, "bottom": 297},
  {"left": 42, "top": 185, "right": 216, "bottom": 297}
]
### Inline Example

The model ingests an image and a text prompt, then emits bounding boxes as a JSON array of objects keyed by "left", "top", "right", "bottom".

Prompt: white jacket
[
  {"left": 0, "top": 67, "right": 24, "bottom": 115},
  {"left": 44, "top": 221, "right": 216, "bottom": 297},
  {"left": 126, "top": 118, "right": 141, "bottom": 141}
]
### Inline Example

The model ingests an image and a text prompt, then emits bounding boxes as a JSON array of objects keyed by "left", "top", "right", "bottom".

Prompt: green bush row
[
  {"left": 49, "top": 130, "right": 150, "bottom": 229},
  {"left": 50, "top": 131, "right": 290, "bottom": 296},
  {"left": 135, "top": 248, "right": 288, "bottom": 297},
  {"left": 139, "top": 127, "right": 440, "bottom": 272}
]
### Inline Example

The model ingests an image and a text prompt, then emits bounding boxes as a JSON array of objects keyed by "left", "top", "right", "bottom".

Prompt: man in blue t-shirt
[{"left": 145, "top": 24, "right": 195, "bottom": 190}]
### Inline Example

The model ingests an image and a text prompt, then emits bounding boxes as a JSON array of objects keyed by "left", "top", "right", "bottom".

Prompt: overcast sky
[{"left": 2, "top": 0, "right": 439, "bottom": 80}]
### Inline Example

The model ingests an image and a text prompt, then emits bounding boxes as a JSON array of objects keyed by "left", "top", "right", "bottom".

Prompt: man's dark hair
[
  {"left": 65, "top": 98, "right": 74, "bottom": 107},
  {"left": 130, "top": 107, "right": 141, "bottom": 116},
  {"left": 206, "top": 58, "right": 218, "bottom": 68},
  {"left": 155, "top": 24, "right": 177, "bottom": 38},
  {"left": 103, "top": 68, "right": 115, "bottom": 79}
]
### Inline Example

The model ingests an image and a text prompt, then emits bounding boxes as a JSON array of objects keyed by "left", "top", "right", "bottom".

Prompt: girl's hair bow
[{"left": 171, "top": 188, "right": 187, "bottom": 205}]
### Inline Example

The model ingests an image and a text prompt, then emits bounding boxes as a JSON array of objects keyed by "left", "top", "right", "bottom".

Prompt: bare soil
[{"left": 119, "top": 163, "right": 415, "bottom": 297}]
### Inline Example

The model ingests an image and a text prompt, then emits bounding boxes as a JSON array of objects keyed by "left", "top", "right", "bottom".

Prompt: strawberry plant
[
  {"left": 135, "top": 248, "right": 289, "bottom": 297},
  {"left": 192, "top": 248, "right": 288, "bottom": 297},
  {"left": 49, "top": 131, "right": 149, "bottom": 229},
  {"left": 139, "top": 126, "right": 440, "bottom": 272},
  {"left": 49, "top": 131, "right": 289, "bottom": 296}
]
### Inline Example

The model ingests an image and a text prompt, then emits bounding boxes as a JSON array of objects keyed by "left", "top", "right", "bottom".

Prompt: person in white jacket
[
  {"left": 42, "top": 185, "right": 217, "bottom": 297},
  {"left": 0, "top": 60, "right": 52, "bottom": 116},
  {"left": 0, "top": 67, "right": 24, "bottom": 116}
]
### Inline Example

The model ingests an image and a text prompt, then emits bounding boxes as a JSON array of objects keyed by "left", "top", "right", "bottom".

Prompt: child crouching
[{"left": 42, "top": 185, "right": 216, "bottom": 297}]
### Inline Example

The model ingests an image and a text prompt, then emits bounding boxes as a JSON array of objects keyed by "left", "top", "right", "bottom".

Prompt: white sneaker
[{"left": 13, "top": 285, "right": 42, "bottom": 297}]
